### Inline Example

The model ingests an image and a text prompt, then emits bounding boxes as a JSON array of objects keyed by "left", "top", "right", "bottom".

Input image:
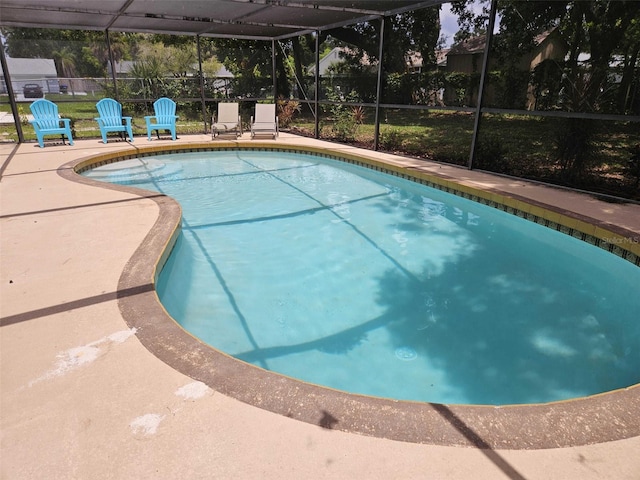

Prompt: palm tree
[{"left": 53, "top": 47, "right": 78, "bottom": 78}]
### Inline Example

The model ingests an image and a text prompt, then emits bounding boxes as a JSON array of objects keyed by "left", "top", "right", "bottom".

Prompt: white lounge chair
[
  {"left": 212, "top": 102, "right": 241, "bottom": 138},
  {"left": 250, "top": 103, "right": 279, "bottom": 139}
]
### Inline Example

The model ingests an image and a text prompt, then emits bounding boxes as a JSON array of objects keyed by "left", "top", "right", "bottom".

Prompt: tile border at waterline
[
  {"left": 59, "top": 141, "right": 640, "bottom": 449},
  {"left": 72, "top": 142, "right": 640, "bottom": 266}
]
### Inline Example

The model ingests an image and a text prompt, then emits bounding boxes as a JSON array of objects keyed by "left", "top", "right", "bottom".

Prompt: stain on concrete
[
  {"left": 175, "top": 381, "right": 211, "bottom": 400},
  {"left": 28, "top": 328, "right": 136, "bottom": 387},
  {"left": 130, "top": 413, "right": 165, "bottom": 436}
]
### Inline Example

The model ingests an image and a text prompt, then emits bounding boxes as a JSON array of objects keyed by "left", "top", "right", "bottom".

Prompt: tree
[
  {"left": 284, "top": 34, "right": 316, "bottom": 99},
  {"left": 450, "top": 0, "right": 640, "bottom": 180},
  {"left": 89, "top": 32, "right": 130, "bottom": 76},
  {"left": 212, "top": 39, "right": 275, "bottom": 97},
  {"left": 1, "top": 28, "right": 143, "bottom": 77},
  {"left": 615, "top": 16, "right": 640, "bottom": 113},
  {"left": 450, "top": 0, "right": 640, "bottom": 114},
  {"left": 315, "top": 8, "right": 442, "bottom": 103},
  {"left": 52, "top": 47, "right": 77, "bottom": 78},
  {"left": 323, "top": 8, "right": 442, "bottom": 75},
  {"left": 1, "top": 28, "right": 110, "bottom": 77},
  {"left": 450, "top": 0, "right": 491, "bottom": 43}
]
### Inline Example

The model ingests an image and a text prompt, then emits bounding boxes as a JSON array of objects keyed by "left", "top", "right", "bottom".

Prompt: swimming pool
[{"left": 83, "top": 149, "right": 640, "bottom": 407}]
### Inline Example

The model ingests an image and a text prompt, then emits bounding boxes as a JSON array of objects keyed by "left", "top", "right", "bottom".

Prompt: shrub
[
  {"left": 553, "top": 118, "right": 596, "bottom": 181},
  {"left": 474, "top": 135, "right": 507, "bottom": 172},
  {"left": 17, "top": 104, "right": 29, "bottom": 125},
  {"left": 351, "top": 105, "right": 366, "bottom": 125},
  {"left": 277, "top": 98, "right": 301, "bottom": 128},
  {"left": 379, "top": 128, "right": 403, "bottom": 151},
  {"left": 624, "top": 143, "right": 640, "bottom": 188},
  {"left": 323, "top": 87, "right": 362, "bottom": 141},
  {"left": 330, "top": 110, "right": 358, "bottom": 141}
]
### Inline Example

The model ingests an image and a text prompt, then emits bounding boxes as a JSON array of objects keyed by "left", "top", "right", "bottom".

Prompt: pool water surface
[{"left": 84, "top": 150, "right": 640, "bottom": 405}]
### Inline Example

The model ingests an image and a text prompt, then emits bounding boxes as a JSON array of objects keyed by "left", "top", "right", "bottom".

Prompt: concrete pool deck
[{"left": 1, "top": 134, "right": 639, "bottom": 479}]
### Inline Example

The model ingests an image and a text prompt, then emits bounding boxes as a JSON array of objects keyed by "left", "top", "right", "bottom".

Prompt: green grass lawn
[
  {"left": 0, "top": 96, "right": 208, "bottom": 142},
  {"left": 291, "top": 108, "right": 639, "bottom": 199},
  {"left": 3, "top": 98, "right": 638, "bottom": 199}
]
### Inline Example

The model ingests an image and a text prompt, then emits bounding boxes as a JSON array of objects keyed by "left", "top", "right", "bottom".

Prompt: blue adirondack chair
[
  {"left": 144, "top": 97, "right": 178, "bottom": 141},
  {"left": 29, "top": 99, "right": 74, "bottom": 148},
  {"left": 95, "top": 98, "right": 134, "bottom": 143}
]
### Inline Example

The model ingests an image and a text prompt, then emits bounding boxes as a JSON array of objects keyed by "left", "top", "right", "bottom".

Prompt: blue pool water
[{"left": 84, "top": 150, "right": 640, "bottom": 405}]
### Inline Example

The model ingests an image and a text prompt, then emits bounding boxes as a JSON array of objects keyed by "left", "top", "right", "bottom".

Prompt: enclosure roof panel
[{"left": 0, "top": 0, "right": 441, "bottom": 39}]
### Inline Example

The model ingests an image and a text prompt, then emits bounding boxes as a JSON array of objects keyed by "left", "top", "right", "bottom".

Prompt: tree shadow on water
[{"left": 375, "top": 246, "right": 640, "bottom": 405}]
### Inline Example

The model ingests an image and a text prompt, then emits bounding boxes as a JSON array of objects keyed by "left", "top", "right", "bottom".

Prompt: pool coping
[{"left": 60, "top": 141, "right": 640, "bottom": 449}]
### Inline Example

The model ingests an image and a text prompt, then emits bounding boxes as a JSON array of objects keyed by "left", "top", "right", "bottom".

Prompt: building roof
[
  {"left": 308, "top": 47, "right": 345, "bottom": 76},
  {"left": 0, "top": 0, "right": 443, "bottom": 41},
  {"left": 107, "top": 60, "right": 234, "bottom": 78},
  {"left": 3, "top": 57, "right": 57, "bottom": 76},
  {"left": 308, "top": 46, "right": 375, "bottom": 75},
  {"left": 447, "top": 35, "right": 487, "bottom": 56},
  {"left": 107, "top": 60, "right": 135, "bottom": 75},
  {"left": 447, "top": 28, "right": 563, "bottom": 57},
  {"left": 405, "top": 49, "right": 449, "bottom": 69}
]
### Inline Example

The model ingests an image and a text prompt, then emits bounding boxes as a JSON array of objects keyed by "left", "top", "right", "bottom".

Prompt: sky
[
  {"left": 438, "top": 1, "right": 500, "bottom": 47},
  {"left": 439, "top": 3, "right": 461, "bottom": 47}
]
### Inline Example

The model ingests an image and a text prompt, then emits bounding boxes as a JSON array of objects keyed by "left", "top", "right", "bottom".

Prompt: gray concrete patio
[{"left": 1, "top": 134, "right": 639, "bottom": 479}]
